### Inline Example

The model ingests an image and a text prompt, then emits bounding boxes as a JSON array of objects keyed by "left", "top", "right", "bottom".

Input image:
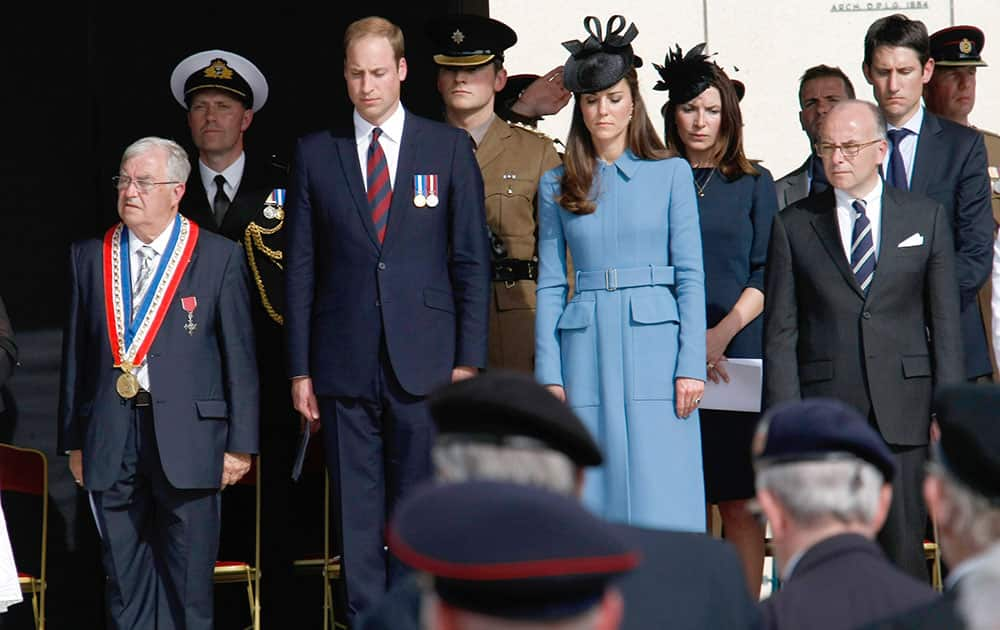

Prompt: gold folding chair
[
  {"left": 924, "top": 522, "right": 943, "bottom": 591},
  {"left": 214, "top": 456, "right": 261, "bottom": 630},
  {"left": 294, "top": 470, "right": 344, "bottom": 630},
  {"left": 0, "top": 443, "right": 48, "bottom": 629}
]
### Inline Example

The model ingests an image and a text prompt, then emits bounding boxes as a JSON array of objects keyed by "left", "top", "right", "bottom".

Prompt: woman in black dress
[{"left": 654, "top": 44, "right": 778, "bottom": 596}]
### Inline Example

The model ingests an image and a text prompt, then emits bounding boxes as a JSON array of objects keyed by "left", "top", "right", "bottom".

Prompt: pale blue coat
[{"left": 535, "top": 150, "right": 707, "bottom": 532}]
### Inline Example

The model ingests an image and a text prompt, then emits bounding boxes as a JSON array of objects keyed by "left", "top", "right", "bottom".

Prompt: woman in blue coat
[
  {"left": 535, "top": 15, "right": 707, "bottom": 532},
  {"left": 655, "top": 44, "right": 778, "bottom": 595}
]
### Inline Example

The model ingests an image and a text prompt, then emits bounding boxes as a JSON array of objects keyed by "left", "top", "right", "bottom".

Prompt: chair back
[{"left": 0, "top": 443, "right": 48, "bottom": 629}]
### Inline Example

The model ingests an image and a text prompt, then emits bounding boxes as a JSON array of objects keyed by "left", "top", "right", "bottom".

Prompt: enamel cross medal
[{"left": 181, "top": 296, "right": 198, "bottom": 335}]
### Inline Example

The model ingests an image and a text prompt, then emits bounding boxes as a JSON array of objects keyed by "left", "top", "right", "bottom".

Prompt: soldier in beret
[
  {"left": 427, "top": 14, "right": 562, "bottom": 373},
  {"left": 868, "top": 384, "right": 1000, "bottom": 629},
  {"left": 753, "top": 399, "right": 938, "bottom": 630},
  {"left": 170, "top": 49, "right": 300, "bottom": 627}
]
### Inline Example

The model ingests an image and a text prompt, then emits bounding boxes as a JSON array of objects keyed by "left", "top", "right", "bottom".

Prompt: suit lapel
[
  {"left": 181, "top": 170, "right": 218, "bottom": 232},
  {"left": 909, "top": 112, "right": 942, "bottom": 196},
  {"left": 219, "top": 159, "right": 267, "bottom": 237},
  {"left": 334, "top": 130, "right": 381, "bottom": 249},
  {"left": 809, "top": 190, "right": 866, "bottom": 300},
  {"left": 381, "top": 112, "right": 422, "bottom": 256},
  {"left": 866, "top": 188, "right": 912, "bottom": 300}
]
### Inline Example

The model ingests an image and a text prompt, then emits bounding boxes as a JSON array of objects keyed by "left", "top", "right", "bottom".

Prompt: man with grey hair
[
  {"left": 753, "top": 398, "right": 938, "bottom": 630},
  {"left": 867, "top": 384, "right": 1000, "bottom": 629},
  {"left": 359, "top": 370, "right": 759, "bottom": 630},
  {"left": 58, "top": 136, "right": 258, "bottom": 629}
]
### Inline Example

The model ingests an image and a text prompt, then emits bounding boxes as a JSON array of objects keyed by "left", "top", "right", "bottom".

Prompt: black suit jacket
[
  {"left": 0, "top": 296, "right": 16, "bottom": 413},
  {"left": 863, "top": 589, "right": 964, "bottom": 630},
  {"left": 911, "top": 111, "right": 994, "bottom": 378},
  {"left": 357, "top": 527, "right": 761, "bottom": 630},
  {"left": 774, "top": 157, "right": 811, "bottom": 210},
  {"left": 759, "top": 534, "right": 939, "bottom": 630},
  {"left": 57, "top": 224, "right": 259, "bottom": 490},
  {"left": 764, "top": 186, "right": 964, "bottom": 444}
]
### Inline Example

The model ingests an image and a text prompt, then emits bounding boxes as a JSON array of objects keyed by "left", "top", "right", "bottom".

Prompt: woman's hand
[
  {"left": 545, "top": 384, "right": 567, "bottom": 403},
  {"left": 675, "top": 377, "right": 705, "bottom": 419},
  {"left": 706, "top": 326, "right": 732, "bottom": 384}
]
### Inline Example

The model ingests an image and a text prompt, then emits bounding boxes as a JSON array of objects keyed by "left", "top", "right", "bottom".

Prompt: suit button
[
  {"left": 378, "top": 262, "right": 386, "bottom": 270},
  {"left": 862, "top": 311, "right": 871, "bottom": 319}
]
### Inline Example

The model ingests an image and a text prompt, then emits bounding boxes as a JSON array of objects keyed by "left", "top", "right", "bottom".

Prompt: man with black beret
[
  {"left": 427, "top": 15, "right": 562, "bottom": 374},
  {"left": 867, "top": 384, "right": 1000, "bottom": 629},
  {"left": 754, "top": 398, "right": 939, "bottom": 630},
  {"left": 358, "top": 370, "right": 760, "bottom": 630}
]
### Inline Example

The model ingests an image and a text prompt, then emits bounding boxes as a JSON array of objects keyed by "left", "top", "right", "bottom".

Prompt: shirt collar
[
  {"left": 354, "top": 103, "right": 406, "bottom": 146},
  {"left": 889, "top": 105, "right": 924, "bottom": 136},
  {"left": 599, "top": 149, "right": 640, "bottom": 180},
  {"left": 199, "top": 151, "right": 246, "bottom": 192},
  {"left": 834, "top": 176, "right": 883, "bottom": 209},
  {"left": 128, "top": 216, "right": 176, "bottom": 257},
  {"left": 946, "top": 550, "right": 994, "bottom": 591}
]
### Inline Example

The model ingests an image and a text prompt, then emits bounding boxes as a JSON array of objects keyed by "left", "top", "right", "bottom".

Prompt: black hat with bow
[{"left": 561, "top": 15, "right": 643, "bottom": 94}]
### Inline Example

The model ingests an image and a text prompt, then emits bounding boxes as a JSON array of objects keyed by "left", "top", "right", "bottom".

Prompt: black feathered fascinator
[
  {"left": 562, "top": 15, "right": 644, "bottom": 93},
  {"left": 653, "top": 43, "right": 745, "bottom": 104}
]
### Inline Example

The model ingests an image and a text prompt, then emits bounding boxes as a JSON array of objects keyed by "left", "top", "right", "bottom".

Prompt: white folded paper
[{"left": 701, "top": 358, "right": 763, "bottom": 413}]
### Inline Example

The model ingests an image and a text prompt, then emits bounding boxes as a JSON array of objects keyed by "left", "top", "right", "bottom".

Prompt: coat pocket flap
[
  {"left": 195, "top": 400, "right": 230, "bottom": 419},
  {"left": 556, "top": 300, "right": 595, "bottom": 330},
  {"left": 800, "top": 360, "right": 834, "bottom": 384},
  {"left": 901, "top": 355, "right": 932, "bottom": 378},
  {"left": 423, "top": 288, "right": 455, "bottom": 313},
  {"left": 629, "top": 294, "right": 679, "bottom": 325}
]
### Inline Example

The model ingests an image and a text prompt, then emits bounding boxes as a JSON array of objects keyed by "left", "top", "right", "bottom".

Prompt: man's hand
[
  {"left": 451, "top": 365, "right": 478, "bottom": 383},
  {"left": 510, "top": 67, "right": 572, "bottom": 119},
  {"left": 292, "top": 376, "right": 320, "bottom": 429},
  {"left": 69, "top": 449, "right": 84, "bottom": 488},
  {"left": 221, "top": 452, "right": 252, "bottom": 488}
]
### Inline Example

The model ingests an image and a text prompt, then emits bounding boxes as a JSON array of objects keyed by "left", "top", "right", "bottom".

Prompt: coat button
[
  {"left": 862, "top": 311, "right": 871, "bottom": 319},
  {"left": 378, "top": 262, "right": 386, "bottom": 270}
]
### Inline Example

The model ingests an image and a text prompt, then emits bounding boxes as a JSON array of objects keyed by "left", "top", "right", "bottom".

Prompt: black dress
[{"left": 693, "top": 165, "right": 777, "bottom": 502}]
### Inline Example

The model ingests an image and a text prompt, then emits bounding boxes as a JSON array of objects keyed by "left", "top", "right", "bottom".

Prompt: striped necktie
[
  {"left": 132, "top": 245, "right": 156, "bottom": 320},
  {"left": 367, "top": 127, "right": 392, "bottom": 243},
  {"left": 850, "top": 200, "right": 876, "bottom": 294}
]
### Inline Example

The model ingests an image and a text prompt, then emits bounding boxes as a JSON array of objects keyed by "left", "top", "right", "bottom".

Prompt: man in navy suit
[
  {"left": 58, "top": 137, "right": 259, "bottom": 629},
  {"left": 284, "top": 15, "right": 491, "bottom": 622},
  {"left": 862, "top": 14, "right": 993, "bottom": 385}
]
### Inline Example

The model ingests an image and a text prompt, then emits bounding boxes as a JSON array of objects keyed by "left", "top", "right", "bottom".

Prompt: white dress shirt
[
  {"left": 128, "top": 223, "right": 174, "bottom": 391},
  {"left": 199, "top": 151, "right": 246, "bottom": 209},
  {"left": 881, "top": 106, "right": 924, "bottom": 189},
  {"left": 835, "top": 178, "right": 885, "bottom": 263},
  {"left": 354, "top": 104, "right": 405, "bottom": 192}
]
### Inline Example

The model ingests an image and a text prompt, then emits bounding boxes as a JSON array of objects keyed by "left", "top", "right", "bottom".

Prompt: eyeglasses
[
  {"left": 112, "top": 175, "right": 182, "bottom": 194},
  {"left": 814, "top": 139, "right": 883, "bottom": 159}
]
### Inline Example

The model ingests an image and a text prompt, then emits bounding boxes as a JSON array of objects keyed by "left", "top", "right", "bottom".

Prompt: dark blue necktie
[
  {"left": 851, "top": 199, "right": 876, "bottom": 293},
  {"left": 809, "top": 154, "right": 830, "bottom": 195},
  {"left": 886, "top": 128, "right": 912, "bottom": 190}
]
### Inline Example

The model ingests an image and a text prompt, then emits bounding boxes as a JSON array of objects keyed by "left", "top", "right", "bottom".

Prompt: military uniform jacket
[{"left": 982, "top": 129, "right": 1000, "bottom": 223}]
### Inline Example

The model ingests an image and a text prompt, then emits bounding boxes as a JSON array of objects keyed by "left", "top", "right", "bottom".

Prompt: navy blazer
[
  {"left": 911, "top": 111, "right": 993, "bottom": 378},
  {"left": 57, "top": 226, "right": 259, "bottom": 491},
  {"left": 284, "top": 110, "right": 490, "bottom": 397}
]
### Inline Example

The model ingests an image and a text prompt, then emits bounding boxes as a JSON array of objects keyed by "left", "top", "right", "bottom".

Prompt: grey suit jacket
[
  {"left": 774, "top": 157, "right": 810, "bottom": 210},
  {"left": 763, "top": 186, "right": 965, "bottom": 445}
]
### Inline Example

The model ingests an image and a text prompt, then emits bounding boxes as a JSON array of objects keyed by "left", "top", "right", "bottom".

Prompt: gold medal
[
  {"left": 413, "top": 193, "right": 427, "bottom": 208},
  {"left": 116, "top": 370, "right": 140, "bottom": 399}
]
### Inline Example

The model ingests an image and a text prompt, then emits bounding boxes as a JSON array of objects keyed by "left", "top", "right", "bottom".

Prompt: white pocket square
[{"left": 897, "top": 233, "right": 924, "bottom": 248}]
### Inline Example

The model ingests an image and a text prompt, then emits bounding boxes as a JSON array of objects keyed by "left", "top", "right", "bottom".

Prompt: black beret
[
  {"left": 930, "top": 25, "right": 987, "bottom": 67},
  {"left": 427, "top": 15, "right": 517, "bottom": 67},
  {"left": 429, "top": 370, "right": 603, "bottom": 468},
  {"left": 562, "top": 15, "right": 643, "bottom": 94},
  {"left": 932, "top": 384, "right": 1000, "bottom": 503},
  {"left": 170, "top": 49, "right": 268, "bottom": 111},
  {"left": 753, "top": 398, "right": 896, "bottom": 482},
  {"left": 388, "top": 480, "right": 640, "bottom": 620}
]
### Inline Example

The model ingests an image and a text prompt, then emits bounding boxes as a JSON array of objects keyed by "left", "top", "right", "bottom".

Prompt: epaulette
[
  {"left": 979, "top": 128, "right": 1000, "bottom": 141},
  {"left": 507, "top": 120, "right": 565, "bottom": 148}
]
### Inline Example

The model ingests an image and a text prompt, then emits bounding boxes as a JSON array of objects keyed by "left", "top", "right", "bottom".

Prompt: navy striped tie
[
  {"left": 367, "top": 127, "right": 392, "bottom": 243},
  {"left": 851, "top": 199, "right": 876, "bottom": 293}
]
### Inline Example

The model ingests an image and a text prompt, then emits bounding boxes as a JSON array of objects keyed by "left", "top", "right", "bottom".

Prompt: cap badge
[
  {"left": 959, "top": 38, "right": 973, "bottom": 54},
  {"left": 451, "top": 29, "right": 465, "bottom": 45},
  {"left": 203, "top": 58, "right": 235, "bottom": 81}
]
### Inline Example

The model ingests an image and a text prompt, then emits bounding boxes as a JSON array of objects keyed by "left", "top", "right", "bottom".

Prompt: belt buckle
[{"left": 605, "top": 268, "right": 618, "bottom": 292}]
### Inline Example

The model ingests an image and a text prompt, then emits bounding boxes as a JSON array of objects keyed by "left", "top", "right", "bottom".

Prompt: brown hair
[
  {"left": 344, "top": 16, "right": 405, "bottom": 62},
  {"left": 663, "top": 65, "right": 756, "bottom": 180},
  {"left": 559, "top": 68, "right": 670, "bottom": 215},
  {"left": 864, "top": 14, "right": 930, "bottom": 67},
  {"left": 798, "top": 64, "right": 856, "bottom": 105}
]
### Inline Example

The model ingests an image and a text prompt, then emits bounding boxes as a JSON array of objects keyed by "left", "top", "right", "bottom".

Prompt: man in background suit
[
  {"left": 58, "top": 137, "right": 258, "bottom": 629},
  {"left": 754, "top": 399, "right": 939, "bottom": 630},
  {"left": 764, "top": 100, "right": 964, "bottom": 579},
  {"left": 862, "top": 14, "right": 993, "bottom": 383},
  {"left": 775, "top": 65, "right": 855, "bottom": 209},
  {"left": 170, "top": 49, "right": 301, "bottom": 626},
  {"left": 284, "top": 15, "right": 491, "bottom": 623}
]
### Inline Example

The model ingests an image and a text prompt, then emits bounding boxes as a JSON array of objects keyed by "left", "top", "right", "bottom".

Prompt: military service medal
[
  {"left": 413, "top": 174, "right": 427, "bottom": 207},
  {"left": 263, "top": 188, "right": 285, "bottom": 220},
  {"left": 103, "top": 214, "right": 199, "bottom": 399},
  {"left": 426, "top": 174, "right": 439, "bottom": 208},
  {"left": 181, "top": 296, "right": 198, "bottom": 335}
]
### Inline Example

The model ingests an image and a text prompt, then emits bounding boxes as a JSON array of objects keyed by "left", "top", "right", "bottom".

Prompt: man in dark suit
[
  {"left": 58, "top": 137, "right": 259, "bottom": 629},
  {"left": 170, "top": 49, "right": 301, "bottom": 626},
  {"left": 764, "top": 99, "right": 964, "bottom": 579},
  {"left": 775, "top": 65, "right": 855, "bottom": 209},
  {"left": 862, "top": 14, "right": 994, "bottom": 383},
  {"left": 867, "top": 384, "right": 1000, "bottom": 629},
  {"left": 754, "top": 399, "right": 939, "bottom": 630},
  {"left": 0, "top": 296, "right": 16, "bottom": 415},
  {"left": 357, "top": 371, "right": 761, "bottom": 630},
  {"left": 284, "top": 15, "right": 491, "bottom": 623}
]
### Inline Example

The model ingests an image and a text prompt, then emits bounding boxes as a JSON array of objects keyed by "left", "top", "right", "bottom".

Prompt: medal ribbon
[
  {"left": 414, "top": 174, "right": 425, "bottom": 199},
  {"left": 428, "top": 174, "right": 438, "bottom": 199}
]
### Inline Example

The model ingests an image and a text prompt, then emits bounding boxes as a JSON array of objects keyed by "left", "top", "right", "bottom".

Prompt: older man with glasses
[{"left": 764, "top": 99, "right": 965, "bottom": 578}]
